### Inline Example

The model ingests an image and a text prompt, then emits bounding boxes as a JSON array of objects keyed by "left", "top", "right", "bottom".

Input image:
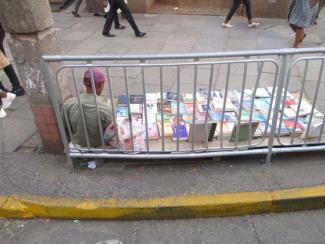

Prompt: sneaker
[
  {"left": 222, "top": 22, "right": 233, "bottom": 28},
  {"left": 11, "top": 86, "right": 25, "bottom": 96},
  {"left": 248, "top": 22, "right": 260, "bottom": 28},
  {"left": 2, "top": 92, "right": 16, "bottom": 109},
  {"left": 0, "top": 108, "right": 6, "bottom": 119}
]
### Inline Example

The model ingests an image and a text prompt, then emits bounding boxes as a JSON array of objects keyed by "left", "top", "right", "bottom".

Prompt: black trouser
[
  {"left": 0, "top": 26, "right": 21, "bottom": 88},
  {"left": 225, "top": 0, "right": 252, "bottom": 22},
  {"left": 108, "top": 0, "right": 121, "bottom": 28},
  {"left": 103, "top": 0, "right": 140, "bottom": 34}
]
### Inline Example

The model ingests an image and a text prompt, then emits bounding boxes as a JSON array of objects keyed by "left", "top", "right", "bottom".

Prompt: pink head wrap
[{"left": 83, "top": 68, "right": 106, "bottom": 87}]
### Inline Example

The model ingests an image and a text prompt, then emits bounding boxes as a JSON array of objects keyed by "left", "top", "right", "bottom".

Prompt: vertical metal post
[
  {"left": 123, "top": 67, "right": 134, "bottom": 152},
  {"left": 191, "top": 64, "right": 198, "bottom": 151},
  {"left": 141, "top": 66, "right": 150, "bottom": 152},
  {"left": 266, "top": 55, "right": 288, "bottom": 164},
  {"left": 220, "top": 63, "right": 231, "bottom": 149},
  {"left": 71, "top": 68, "right": 91, "bottom": 149},
  {"left": 204, "top": 64, "right": 214, "bottom": 149},
  {"left": 89, "top": 67, "right": 105, "bottom": 147},
  {"left": 159, "top": 67, "right": 165, "bottom": 151},
  {"left": 106, "top": 67, "right": 120, "bottom": 150},
  {"left": 176, "top": 65, "right": 180, "bottom": 152}
]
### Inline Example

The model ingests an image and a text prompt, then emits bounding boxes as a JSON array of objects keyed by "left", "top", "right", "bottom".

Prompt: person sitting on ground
[
  {"left": 63, "top": 68, "right": 116, "bottom": 148},
  {"left": 0, "top": 89, "right": 16, "bottom": 118}
]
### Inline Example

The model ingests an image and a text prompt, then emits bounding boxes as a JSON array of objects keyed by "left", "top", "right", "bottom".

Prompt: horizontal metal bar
[
  {"left": 43, "top": 47, "right": 325, "bottom": 62},
  {"left": 69, "top": 144, "right": 325, "bottom": 159}
]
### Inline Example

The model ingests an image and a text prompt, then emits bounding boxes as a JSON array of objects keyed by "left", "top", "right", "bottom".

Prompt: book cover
[
  {"left": 146, "top": 93, "right": 158, "bottom": 104},
  {"left": 184, "top": 103, "right": 194, "bottom": 114},
  {"left": 182, "top": 93, "right": 193, "bottom": 103},
  {"left": 158, "top": 101, "right": 172, "bottom": 113},
  {"left": 117, "top": 95, "right": 128, "bottom": 106},
  {"left": 116, "top": 106, "right": 129, "bottom": 117},
  {"left": 283, "top": 107, "right": 297, "bottom": 119},
  {"left": 283, "top": 119, "right": 304, "bottom": 134},
  {"left": 212, "top": 98, "right": 234, "bottom": 112},
  {"left": 171, "top": 116, "right": 188, "bottom": 141},
  {"left": 130, "top": 104, "right": 143, "bottom": 114},
  {"left": 167, "top": 92, "right": 178, "bottom": 101},
  {"left": 171, "top": 101, "right": 187, "bottom": 115},
  {"left": 182, "top": 113, "right": 194, "bottom": 124},
  {"left": 147, "top": 120, "right": 160, "bottom": 140},
  {"left": 188, "top": 122, "right": 212, "bottom": 142},
  {"left": 145, "top": 103, "right": 158, "bottom": 114},
  {"left": 130, "top": 95, "right": 144, "bottom": 104},
  {"left": 156, "top": 113, "right": 173, "bottom": 137},
  {"left": 195, "top": 112, "right": 210, "bottom": 122},
  {"left": 229, "top": 121, "right": 259, "bottom": 142}
]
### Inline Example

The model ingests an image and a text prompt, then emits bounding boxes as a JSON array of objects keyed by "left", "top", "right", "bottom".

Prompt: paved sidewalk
[{"left": 0, "top": 9, "right": 324, "bottom": 199}]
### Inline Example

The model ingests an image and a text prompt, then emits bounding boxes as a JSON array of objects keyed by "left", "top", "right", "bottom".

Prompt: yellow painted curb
[{"left": 0, "top": 185, "right": 325, "bottom": 220}]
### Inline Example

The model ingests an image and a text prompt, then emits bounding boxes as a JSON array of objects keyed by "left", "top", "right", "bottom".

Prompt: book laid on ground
[
  {"left": 229, "top": 121, "right": 259, "bottom": 142},
  {"left": 156, "top": 113, "right": 173, "bottom": 138},
  {"left": 170, "top": 115, "right": 188, "bottom": 141},
  {"left": 182, "top": 93, "right": 193, "bottom": 103},
  {"left": 188, "top": 121, "right": 213, "bottom": 142},
  {"left": 130, "top": 95, "right": 144, "bottom": 114},
  {"left": 145, "top": 93, "right": 158, "bottom": 114},
  {"left": 212, "top": 97, "right": 235, "bottom": 112},
  {"left": 116, "top": 106, "right": 129, "bottom": 117},
  {"left": 283, "top": 119, "right": 304, "bottom": 135},
  {"left": 171, "top": 101, "right": 187, "bottom": 115},
  {"left": 146, "top": 116, "right": 160, "bottom": 140}
]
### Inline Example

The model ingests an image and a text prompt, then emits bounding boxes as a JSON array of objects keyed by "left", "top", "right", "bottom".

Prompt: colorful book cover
[
  {"left": 130, "top": 104, "right": 143, "bottom": 114},
  {"left": 171, "top": 116, "right": 188, "bottom": 141},
  {"left": 252, "top": 112, "right": 266, "bottom": 122},
  {"left": 184, "top": 103, "right": 194, "bottom": 114},
  {"left": 156, "top": 113, "right": 172, "bottom": 137},
  {"left": 239, "top": 110, "right": 250, "bottom": 121},
  {"left": 210, "top": 111, "right": 223, "bottom": 121},
  {"left": 283, "top": 119, "right": 304, "bottom": 134},
  {"left": 116, "top": 106, "right": 129, "bottom": 117},
  {"left": 182, "top": 93, "right": 193, "bottom": 103},
  {"left": 182, "top": 113, "right": 194, "bottom": 123},
  {"left": 171, "top": 101, "right": 187, "bottom": 115},
  {"left": 195, "top": 112, "right": 210, "bottom": 122},
  {"left": 117, "top": 95, "right": 128, "bottom": 106},
  {"left": 158, "top": 101, "right": 172, "bottom": 113},
  {"left": 283, "top": 107, "right": 297, "bottom": 119}
]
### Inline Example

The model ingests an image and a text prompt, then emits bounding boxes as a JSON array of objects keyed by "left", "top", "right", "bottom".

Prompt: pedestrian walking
[
  {"left": 222, "top": 0, "right": 259, "bottom": 28},
  {"left": 72, "top": 0, "right": 106, "bottom": 17},
  {"left": 316, "top": 0, "right": 325, "bottom": 19},
  {"left": 0, "top": 22, "right": 25, "bottom": 96},
  {"left": 102, "top": 0, "right": 146, "bottom": 37},
  {"left": 288, "top": 0, "right": 319, "bottom": 48}
]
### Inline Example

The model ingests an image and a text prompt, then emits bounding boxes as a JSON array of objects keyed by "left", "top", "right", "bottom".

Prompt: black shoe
[
  {"left": 102, "top": 32, "right": 116, "bottom": 37},
  {"left": 94, "top": 12, "right": 105, "bottom": 17},
  {"left": 115, "top": 25, "right": 126, "bottom": 30},
  {"left": 135, "top": 32, "right": 146, "bottom": 37},
  {"left": 11, "top": 86, "right": 25, "bottom": 96},
  {"left": 72, "top": 11, "right": 81, "bottom": 17},
  {"left": 0, "top": 82, "right": 9, "bottom": 93}
]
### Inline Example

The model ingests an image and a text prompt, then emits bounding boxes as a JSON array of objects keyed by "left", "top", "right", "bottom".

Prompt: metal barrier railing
[{"left": 43, "top": 48, "right": 325, "bottom": 163}]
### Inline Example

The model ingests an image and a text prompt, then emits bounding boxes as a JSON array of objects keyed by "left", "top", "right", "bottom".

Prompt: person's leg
[
  {"left": 72, "top": 0, "right": 83, "bottom": 17},
  {"left": 293, "top": 26, "right": 305, "bottom": 48},
  {"left": 102, "top": 3, "right": 118, "bottom": 37},
  {"left": 118, "top": 0, "right": 145, "bottom": 37},
  {"left": 224, "top": 0, "right": 241, "bottom": 24},
  {"left": 243, "top": 0, "right": 252, "bottom": 23}
]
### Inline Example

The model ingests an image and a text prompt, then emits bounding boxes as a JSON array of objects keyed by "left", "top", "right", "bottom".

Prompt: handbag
[{"left": 0, "top": 50, "right": 9, "bottom": 69}]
